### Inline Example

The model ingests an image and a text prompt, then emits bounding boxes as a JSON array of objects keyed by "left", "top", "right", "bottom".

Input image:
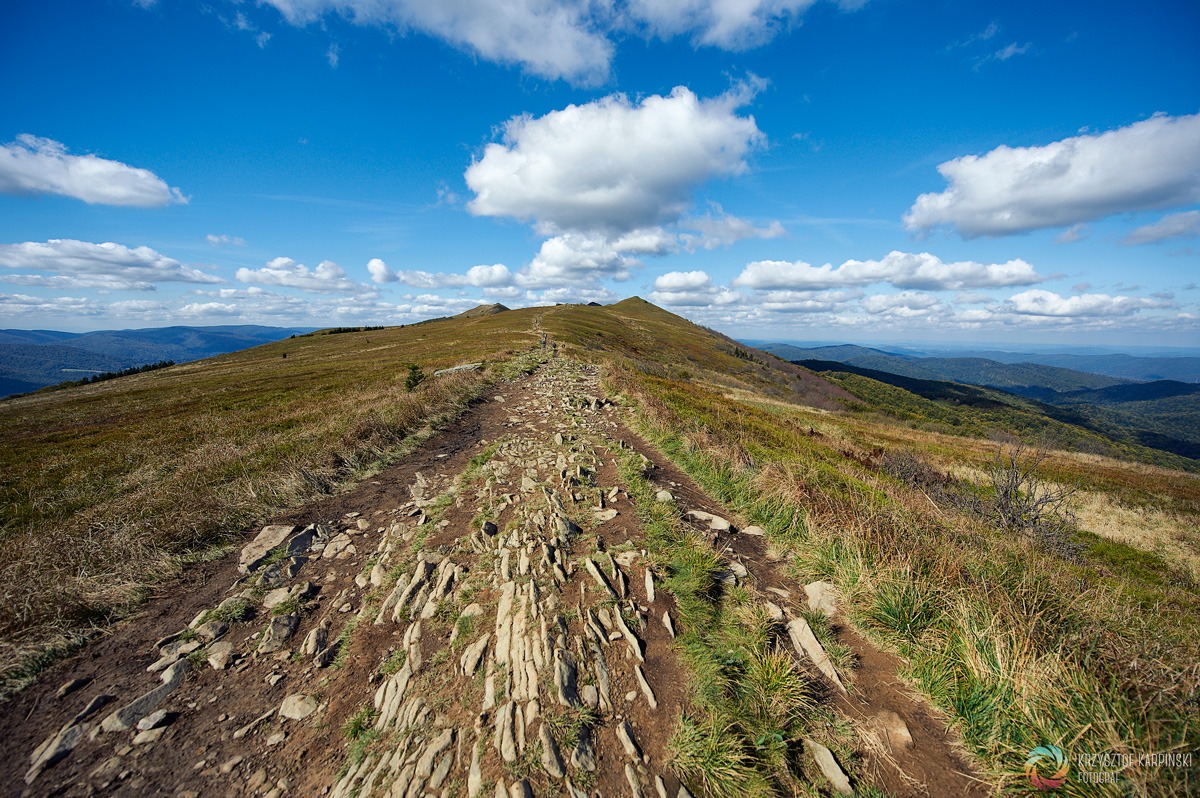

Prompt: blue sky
[{"left": 1, "top": 0, "right": 1198, "bottom": 347}]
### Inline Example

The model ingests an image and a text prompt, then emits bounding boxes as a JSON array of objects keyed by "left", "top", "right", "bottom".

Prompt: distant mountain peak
[{"left": 456, "top": 303, "right": 510, "bottom": 318}]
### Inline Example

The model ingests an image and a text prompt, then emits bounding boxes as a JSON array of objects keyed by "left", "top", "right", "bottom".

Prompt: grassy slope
[
  {"left": 800, "top": 362, "right": 1200, "bottom": 472},
  {"left": 0, "top": 310, "right": 542, "bottom": 673},
  {"left": 542, "top": 298, "right": 853, "bottom": 409},
  {"left": 594, "top": 322, "right": 1199, "bottom": 795}
]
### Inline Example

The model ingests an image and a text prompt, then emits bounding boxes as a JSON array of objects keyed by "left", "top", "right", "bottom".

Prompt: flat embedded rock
[
  {"left": 239, "top": 525, "right": 298, "bottom": 573},
  {"left": 207, "top": 641, "right": 234, "bottom": 670},
  {"left": 257, "top": 614, "right": 299, "bottom": 654},
  {"left": 804, "top": 738, "right": 852, "bottom": 795},
  {"left": 873, "top": 710, "right": 914, "bottom": 752},
  {"left": 99, "top": 660, "right": 188, "bottom": 733},
  {"left": 805, "top": 580, "right": 838, "bottom": 617},
  {"left": 279, "top": 694, "right": 318, "bottom": 721},
  {"left": 786, "top": 617, "right": 846, "bottom": 694},
  {"left": 136, "top": 709, "right": 170, "bottom": 731}
]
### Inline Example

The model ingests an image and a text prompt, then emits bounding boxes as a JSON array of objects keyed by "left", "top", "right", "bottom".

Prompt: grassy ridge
[
  {"left": 808, "top": 365, "right": 1200, "bottom": 473},
  {"left": 541, "top": 298, "right": 855, "bottom": 410},
  {"left": 603, "top": 363, "right": 1200, "bottom": 796},
  {"left": 0, "top": 312, "right": 544, "bottom": 680}
]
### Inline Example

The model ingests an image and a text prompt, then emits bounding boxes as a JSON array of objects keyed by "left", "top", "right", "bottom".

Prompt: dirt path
[{"left": 2, "top": 358, "right": 984, "bottom": 797}]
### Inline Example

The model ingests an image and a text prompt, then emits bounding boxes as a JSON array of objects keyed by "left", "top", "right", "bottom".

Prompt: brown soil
[{"left": 0, "top": 358, "right": 986, "bottom": 798}]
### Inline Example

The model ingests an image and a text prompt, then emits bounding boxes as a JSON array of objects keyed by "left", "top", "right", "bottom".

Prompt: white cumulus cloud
[
  {"left": 534, "top": 286, "right": 618, "bottom": 305},
  {"left": 1007, "top": 289, "right": 1169, "bottom": 318},
  {"left": 206, "top": 234, "right": 246, "bottom": 247},
  {"left": 368, "top": 257, "right": 398, "bottom": 283},
  {"left": 654, "top": 270, "right": 712, "bottom": 291},
  {"left": 255, "top": 1, "right": 854, "bottom": 83},
  {"left": 625, "top": 0, "right": 860, "bottom": 50},
  {"left": 0, "top": 239, "right": 221, "bottom": 291},
  {"left": 518, "top": 233, "right": 640, "bottom": 288},
  {"left": 905, "top": 113, "right": 1200, "bottom": 236},
  {"left": 1124, "top": 210, "right": 1200, "bottom": 245},
  {"left": 465, "top": 86, "right": 764, "bottom": 235},
  {"left": 0, "top": 292, "right": 102, "bottom": 317},
  {"left": 648, "top": 270, "right": 741, "bottom": 307},
  {"left": 680, "top": 204, "right": 786, "bottom": 250},
  {"left": 236, "top": 257, "right": 367, "bottom": 293},
  {"left": 733, "top": 250, "right": 1041, "bottom": 291},
  {"left": 465, "top": 263, "right": 513, "bottom": 287},
  {"left": 755, "top": 289, "right": 859, "bottom": 314},
  {"left": 259, "top": 0, "right": 613, "bottom": 83},
  {"left": 179, "top": 302, "right": 242, "bottom": 317},
  {"left": 861, "top": 291, "right": 939, "bottom": 316},
  {"left": 394, "top": 263, "right": 513, "bottom": 289},
  {"left": 0, "top": 135, "right": 187, "bottom": 207}
]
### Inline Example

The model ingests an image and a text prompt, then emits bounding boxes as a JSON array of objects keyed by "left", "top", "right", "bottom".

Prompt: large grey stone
[
  {"left": 634, "top": 665, "right": 658, "bottom": 710},
  {"left": 261, "top": 587, "right": 293, "bottom": 609},
  {"left": 100, "top": 660, "right": 188, "bottom": 733},
  {"left": 279, "top": 694, "right": 318, "bottom": 720},
  {"left": 239, "top": 525, "right": 298, "bottom": 573},
  {"left": 194, "top": 620, "right": 228, "bottom": 643},
  {"left": 570, "top": 726, "right": 596, "bottom": 772},
  {"left": 257, "top": 614, "right": 299, "bottom": 654},
  {"left": 539, "top": 724, "right": 565, "bottom": 778},
  {"left": 805, "top": 580, "right": 839, "bottom": 617},
  {"left": 136, "top": 709, "right": 170, "bottom": 731},
  {"left": 207, "top": 641, "right": 234, "bottom": 670},
  {"left": 616, "top": 720, "right": 643, "bottom": 762},
  {"left": 625, "top": 763, "right": 646, "bottom": 798},
  {"left": 553, "top": 649, "right": 580, "bottom": 707},
  {"left": 433, "top": 362, "right": 482, "bottom": 376},
  {"left": 25, "top": 723, "right": 88, "bottom": 784},
  {"left": 460, "top": 633, "right": 490, "bottom": 677},
  {"left": 612, "top": 606, "right": 644, "bottom": 662},
  {"left": 584, "top": 558, "right": 618, "bottom": 599},
  {"left": 804, "top": 738, "right": 853, "bottom": 795},
  {"left": 467, "top": 740, "right": 484, "bottom": 798},
  {"left": 415, "top": 728, "right": 454, "bottom": 778},
  {"left": 786, "top": 617, "right": 846, "bottom": 694}
]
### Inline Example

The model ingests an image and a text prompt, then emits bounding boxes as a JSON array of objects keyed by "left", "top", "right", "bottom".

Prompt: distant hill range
[
  {"left": 765, "top": 343, "right": 1200, "bottom": 461},
  {"left": 922, "top": 349, "right": 1200, "bottom": 383},
  {"left": 0, "top": 325, "right": 313, "bottom": 397},
  {"left": 759, "top": 342, "right": 1200, "bottom": 385}
]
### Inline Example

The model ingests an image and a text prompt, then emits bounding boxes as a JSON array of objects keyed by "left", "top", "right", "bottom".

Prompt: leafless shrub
[
  {"left": 984, "top": 444, "right": 1082, "bottom": 560},
  {"left": 879, "top": 445, "right": 1082, "bottom": 560},
  {"left": 878, "top": 450, "right": 969, "bottom": 516},
  {"left": 879, "top": 450, "right": 948, "bottom": 492}
]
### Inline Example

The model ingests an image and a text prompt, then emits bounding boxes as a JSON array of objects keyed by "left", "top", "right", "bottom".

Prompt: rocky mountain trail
[{"left": 3, "top": 357, "right": 982, "bottom": 797}]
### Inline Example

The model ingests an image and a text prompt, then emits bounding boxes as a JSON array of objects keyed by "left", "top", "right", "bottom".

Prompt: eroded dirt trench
[{"left": 4, "top": 358, "right": 982, "bottom": 798}]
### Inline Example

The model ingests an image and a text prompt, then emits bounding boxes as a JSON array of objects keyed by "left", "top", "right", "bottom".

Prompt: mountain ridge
[{"left": 0, "top": 324, "right": 315, "bottom": 397}]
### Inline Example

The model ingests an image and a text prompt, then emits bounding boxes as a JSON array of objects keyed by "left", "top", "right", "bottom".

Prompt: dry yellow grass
[
  {"left": 0, "top": 312, "right": 549, "bottom": 680},
  {"left": 603, "top": 357, "right": 1200, "bottom": 795},
  {"left": 1073, "top": 491, "right": 1200, "bottom": 582}
]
